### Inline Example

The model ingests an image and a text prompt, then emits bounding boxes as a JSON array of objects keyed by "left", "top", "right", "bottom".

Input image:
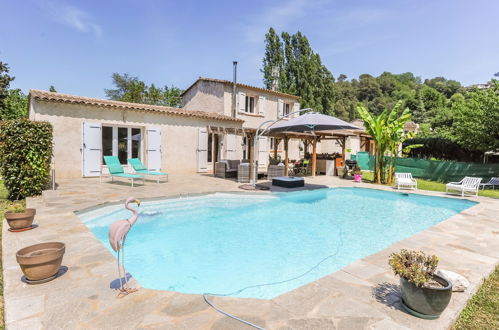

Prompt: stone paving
[{"left": 2, "top": 174, "right": 499, "bottom": 329}]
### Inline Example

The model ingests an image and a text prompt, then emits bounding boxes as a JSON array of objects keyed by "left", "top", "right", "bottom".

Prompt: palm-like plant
[{"left": 357, "top": 101, "right": 415, "bottom": 184}]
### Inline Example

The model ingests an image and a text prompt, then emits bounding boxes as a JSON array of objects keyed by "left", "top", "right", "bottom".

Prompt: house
[
  {"left": 181, "top": 77, "right": 303, "bottom": 172},
  {"left": 28, "top": 77, "right": 302, "bottom": 179},
  {"left": 29, "top": 90, "right": 243, "bottom": 178}
]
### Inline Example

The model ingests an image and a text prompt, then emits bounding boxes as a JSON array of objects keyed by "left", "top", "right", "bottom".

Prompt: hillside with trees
[{"left": 261, "top": 28, "right": 499, "bottom": 161}]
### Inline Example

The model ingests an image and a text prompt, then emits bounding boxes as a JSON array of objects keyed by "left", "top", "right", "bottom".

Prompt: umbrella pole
[
  {"left": 312, "top": 137, "right": 317, "bottom": 177},
  {"left": 284, "top": 137, "right": 289, "bottom": 176}
]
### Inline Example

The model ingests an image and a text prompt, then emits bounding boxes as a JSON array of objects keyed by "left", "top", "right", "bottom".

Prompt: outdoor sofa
[{"left": 215, "top": 160, "right": 249, "bottom": 179}]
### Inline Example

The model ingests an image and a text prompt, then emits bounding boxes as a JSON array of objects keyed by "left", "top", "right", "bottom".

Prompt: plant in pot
[
  {"left": 352, "top": 165, "right": 363, "bottom": 182},
  {"left": 4, "top": 202, "right": 36, "bottom": 231},
  {"left": 389, "top": 249, "right": 452, "bottom": 319}
]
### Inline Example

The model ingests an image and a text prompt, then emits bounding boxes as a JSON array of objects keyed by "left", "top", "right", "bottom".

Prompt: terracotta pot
[
  {"left": 16, "top": 242, "right": 65, "bottom": 281},
  {"left": 5, "top": 208, "right": 36, "bottom": 230}
]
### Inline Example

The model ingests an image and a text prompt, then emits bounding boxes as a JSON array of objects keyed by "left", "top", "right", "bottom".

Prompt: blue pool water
[{"left": 82, "top": 188, "right": 476, "bottom": 299}]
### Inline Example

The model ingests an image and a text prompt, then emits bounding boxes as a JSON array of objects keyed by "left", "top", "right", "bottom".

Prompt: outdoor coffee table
[{"left": 272, "top": 176, "right": 305, "bottom": 188}]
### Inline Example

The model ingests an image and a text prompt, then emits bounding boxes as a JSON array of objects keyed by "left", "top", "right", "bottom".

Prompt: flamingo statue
[{"left": 109, "top": 196, "right": 141, "bottom": 297}]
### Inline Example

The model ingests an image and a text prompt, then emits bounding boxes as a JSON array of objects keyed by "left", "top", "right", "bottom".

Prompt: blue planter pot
[{"left": 400, "top": 275, "right": 452, "bottom": 319}]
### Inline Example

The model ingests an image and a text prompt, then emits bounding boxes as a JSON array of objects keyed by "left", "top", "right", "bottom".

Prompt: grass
[
  {"left": 0, "top": 180, "right": 10, "bottom": 329},
  {"left": 452, "top": 266, "right": 499, "bottom": 329},
  {"left": 361, "top": 172, "right": 499, "bottom": 199}
]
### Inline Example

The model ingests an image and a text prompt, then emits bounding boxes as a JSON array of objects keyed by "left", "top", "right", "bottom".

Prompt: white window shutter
[
  {"left": 293, "top": 102, "right": 300, "bottom": 118},
  {"left": 146, "top": 127, "right": 161, "bottom": 171},
  {"left": 258, "top": 96, "right": 265, "bottom": 116},
  {"left": 238, "top": 92, "right": 246, "bottom": 113},
  {"left": 197, "top": 127, "right": 208, "bottom": 172},
  {"left": 226, "top": 134, "right": 237, "bottom": 159},
  {"left": 277, "top": 99, "right": 283, "bottom": 118},
  {"left": 82, "top": 122, "right": 102, "bottom": 177},
  {"left": 258, "top": 136, "right": 268, "bottom": 170}
]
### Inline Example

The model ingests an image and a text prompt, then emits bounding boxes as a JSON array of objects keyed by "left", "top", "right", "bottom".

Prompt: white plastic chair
[
  {"left": 394, "top": 172, "right": 417, "bottom": 190},
  {"left": 446, "top": 177, "right": 482, "bottom": 197}
]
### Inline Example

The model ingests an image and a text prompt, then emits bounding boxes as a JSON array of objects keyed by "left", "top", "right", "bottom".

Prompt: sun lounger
[
  {"left": 128, "top": 158, "right": 168, "bottom": 183},
  {"left": 394, "top": 172, "right": 417, "bottom": 190},
  {"left": 480, "top": 177, "right": 499, "bottom": 190},
  {"left": 446, "top": 176, "right": 482, "bottom": 197},
  {"left": 102, "top": 156, "right": 144, "bottom": 187}
]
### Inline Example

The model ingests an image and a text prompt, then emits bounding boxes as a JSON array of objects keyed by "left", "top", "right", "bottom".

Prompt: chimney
[{"left": 232, "top": 61, "right": 238, "bottom": 118}]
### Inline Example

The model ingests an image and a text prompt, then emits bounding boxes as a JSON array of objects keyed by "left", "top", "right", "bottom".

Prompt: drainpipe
[{"left": 232, "top": 61, "right": 237, "bottom": 118}]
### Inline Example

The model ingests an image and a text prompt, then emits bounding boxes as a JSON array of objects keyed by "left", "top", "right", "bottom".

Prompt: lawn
[
  {"left": 361, "top": 172, "right": 499, "bottom": 199},
  {"left": 452, "top": 266, "right": 499, "bottom": 329}
]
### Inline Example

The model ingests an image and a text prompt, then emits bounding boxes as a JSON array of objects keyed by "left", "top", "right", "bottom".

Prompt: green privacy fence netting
[{"left": 350, "top": 153, "right": 499, "bottom": 182}]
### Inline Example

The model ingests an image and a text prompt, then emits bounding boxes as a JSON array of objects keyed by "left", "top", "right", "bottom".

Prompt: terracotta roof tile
[
  {"left": 29, "top": 89, "right": 243, "bottom": 123},
  {"left": 181, "top": 77, "right": 301, "bottom": 100}
]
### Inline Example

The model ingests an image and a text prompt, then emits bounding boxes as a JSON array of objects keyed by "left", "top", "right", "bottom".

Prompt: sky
[{"left": 1, "top": 0, "right": 498, "bottom": 98}]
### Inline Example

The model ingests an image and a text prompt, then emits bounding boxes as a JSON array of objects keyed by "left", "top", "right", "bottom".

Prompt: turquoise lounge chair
[
  {"left": 102, "top": 156, "right": 144, "bottom": 187},
  {"left": 128, "top": 158, "right": 169, "bottom": 184}
]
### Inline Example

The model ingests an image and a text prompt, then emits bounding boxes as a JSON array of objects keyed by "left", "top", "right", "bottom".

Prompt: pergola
[
  {"left": 265, "top": 112, "right": 362, "bottom": 177},
  {"left": 267, "top": 130, "right": 359, "bottom": 176}
]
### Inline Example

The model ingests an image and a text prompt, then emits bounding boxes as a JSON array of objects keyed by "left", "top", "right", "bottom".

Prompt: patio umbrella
[
  {"left": 267, "top": 112, "right": 361, "bottom": 177},
  {"left": 267, "top": 112, "right": 360, "bottom": 133}
]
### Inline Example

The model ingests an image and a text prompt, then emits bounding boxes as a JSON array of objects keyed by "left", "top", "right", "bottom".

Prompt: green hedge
[{"left": 0, "top": 119, "right": 53, "bottom": 200}]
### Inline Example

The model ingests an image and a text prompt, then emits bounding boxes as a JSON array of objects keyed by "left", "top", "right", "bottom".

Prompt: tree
[
  {"left": 105, "top": 73, "right": 182, "bottom": 107},
  {"left": 261, "top": 28, "right": 336, "bottom": 115},
  {"left": 262, "top": 27, "right": 284, "bottom": 91},
  {"left": 451, "top": 81, "right": 499, "bottom": 153},
  {"left": 49, "top": 85, "right": 57, "bottom": 92},
  {"left": 0, "top": 61, "right": 15, "bottom": 111},
  {"left": 357, "top": 101, "right": 415, "bottom": 184},
  {"left": 0, "top": 89, "right": 28, "bottom": 120}
]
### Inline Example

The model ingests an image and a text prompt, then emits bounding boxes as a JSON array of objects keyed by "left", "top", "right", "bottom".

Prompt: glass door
[{"left": 102, "top": 126, "right": 142, "bottom": 164}]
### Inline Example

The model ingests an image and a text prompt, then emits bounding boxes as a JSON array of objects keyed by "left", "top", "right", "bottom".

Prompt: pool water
[{"left": 81, "top": 188, "right": 476, "bottom": 299}]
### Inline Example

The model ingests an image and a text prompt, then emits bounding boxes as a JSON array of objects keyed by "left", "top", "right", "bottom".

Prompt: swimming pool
[{"left": 81, "top": 188, "right": 476, "bottom": 299}]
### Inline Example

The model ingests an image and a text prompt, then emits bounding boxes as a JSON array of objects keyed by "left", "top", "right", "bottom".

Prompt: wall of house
[
  {"left": 29, "top": 100, "right": 240, "bottom": 178},
  {"left": 181, "top": 80, "right": 225, "bottom": 113}
]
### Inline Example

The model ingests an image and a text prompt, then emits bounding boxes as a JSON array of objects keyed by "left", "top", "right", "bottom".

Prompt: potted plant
[
  {"left": 352, "top": 165, "right": 363, "bottom": 182},
  {"left": 389, "top": 249, "right": 452, "bottom": 319},
  {"left": 4, "top": 203, "right": 36, "bottom": 231}
]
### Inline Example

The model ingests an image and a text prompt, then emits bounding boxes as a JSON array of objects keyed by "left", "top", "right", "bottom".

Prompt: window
[
  {"left": 207, "top": 133, "right": 213, "bottom": 163},
  {"left": 270, "top": 137, "right": 280, "bottom": 150},
  {"left": 245, "top": 96, "right": 255, "bottom": 113},
  {"left": 102, "top": 126, "right": 142, "bottom": 164},
  {"left": 283, "top": 103, "right": 291, "bottom": 116}
]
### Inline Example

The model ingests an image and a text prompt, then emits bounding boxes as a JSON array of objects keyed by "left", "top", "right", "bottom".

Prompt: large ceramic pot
[
  {"left": 400, "top": 275, "right": 452, "bottom": 319},
  {"left": 5, "top": 208, "right": 36, "bottom": 230},
  {"left": 16, "top": 242, "right": 65, "bottom": 281}
]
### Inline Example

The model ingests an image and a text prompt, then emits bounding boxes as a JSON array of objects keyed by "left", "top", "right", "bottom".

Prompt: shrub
[
  {"left": 7, "top": 202, "right": 25, "bottom": 213},
  {"left": 388, "top": 249, "right": 439, "bottom": 287},
  {"left": 0, "top": 119, "right": 53, "bottom": 200}
]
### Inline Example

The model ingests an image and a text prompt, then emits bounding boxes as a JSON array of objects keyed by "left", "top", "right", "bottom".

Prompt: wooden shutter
[
  {"left": 197, "top": 127, "right": 208, "bottom": 172},
  {"left": 238, "top": 92, "right": 246, "bottom": 113},
  {"left": 258, "top": 136, "right": 268, "bottom": 170},
  {"left": 293, "top": 102, "right": 300, "bottom": 118},
  {"left": 82, "top": 122, "right": 102, "bottom": 177},
  {"left": 258, "top": 96, "right": 266, "bottom": 116},
  {"left": 146, "top": 127, "right": 161, "bottom": 171},
  {"left": 226, "top": 134, "right": 237, "bottom": 160}
]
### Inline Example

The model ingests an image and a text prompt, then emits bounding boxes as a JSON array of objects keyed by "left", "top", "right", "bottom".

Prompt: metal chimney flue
[{"left": 232, "top": 61, "right": 238, "bottom": 118}]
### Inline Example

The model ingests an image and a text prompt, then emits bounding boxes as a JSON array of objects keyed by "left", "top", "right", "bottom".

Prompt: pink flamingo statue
[{"left": 109, "top": 197, "right": 141, "bottom": 297}]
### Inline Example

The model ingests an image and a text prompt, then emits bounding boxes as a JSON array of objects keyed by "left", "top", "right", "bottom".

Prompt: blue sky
[{"left": 1, "top": 0, "right": 498, "bottom": 98}]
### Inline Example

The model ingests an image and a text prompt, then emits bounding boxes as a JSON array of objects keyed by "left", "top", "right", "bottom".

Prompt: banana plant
[{"left": 357, "top": 101, "right": 417, "bottom": 184}]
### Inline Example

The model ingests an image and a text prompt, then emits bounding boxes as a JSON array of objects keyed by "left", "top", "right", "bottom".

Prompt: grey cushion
[{"left": 227, "top": 160, "right": 241, "bottom": 170}]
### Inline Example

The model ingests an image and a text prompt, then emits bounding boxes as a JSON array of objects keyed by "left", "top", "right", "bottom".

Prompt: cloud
[{"left": 42, "top": 1, "right": 102, "bottom": 37}]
